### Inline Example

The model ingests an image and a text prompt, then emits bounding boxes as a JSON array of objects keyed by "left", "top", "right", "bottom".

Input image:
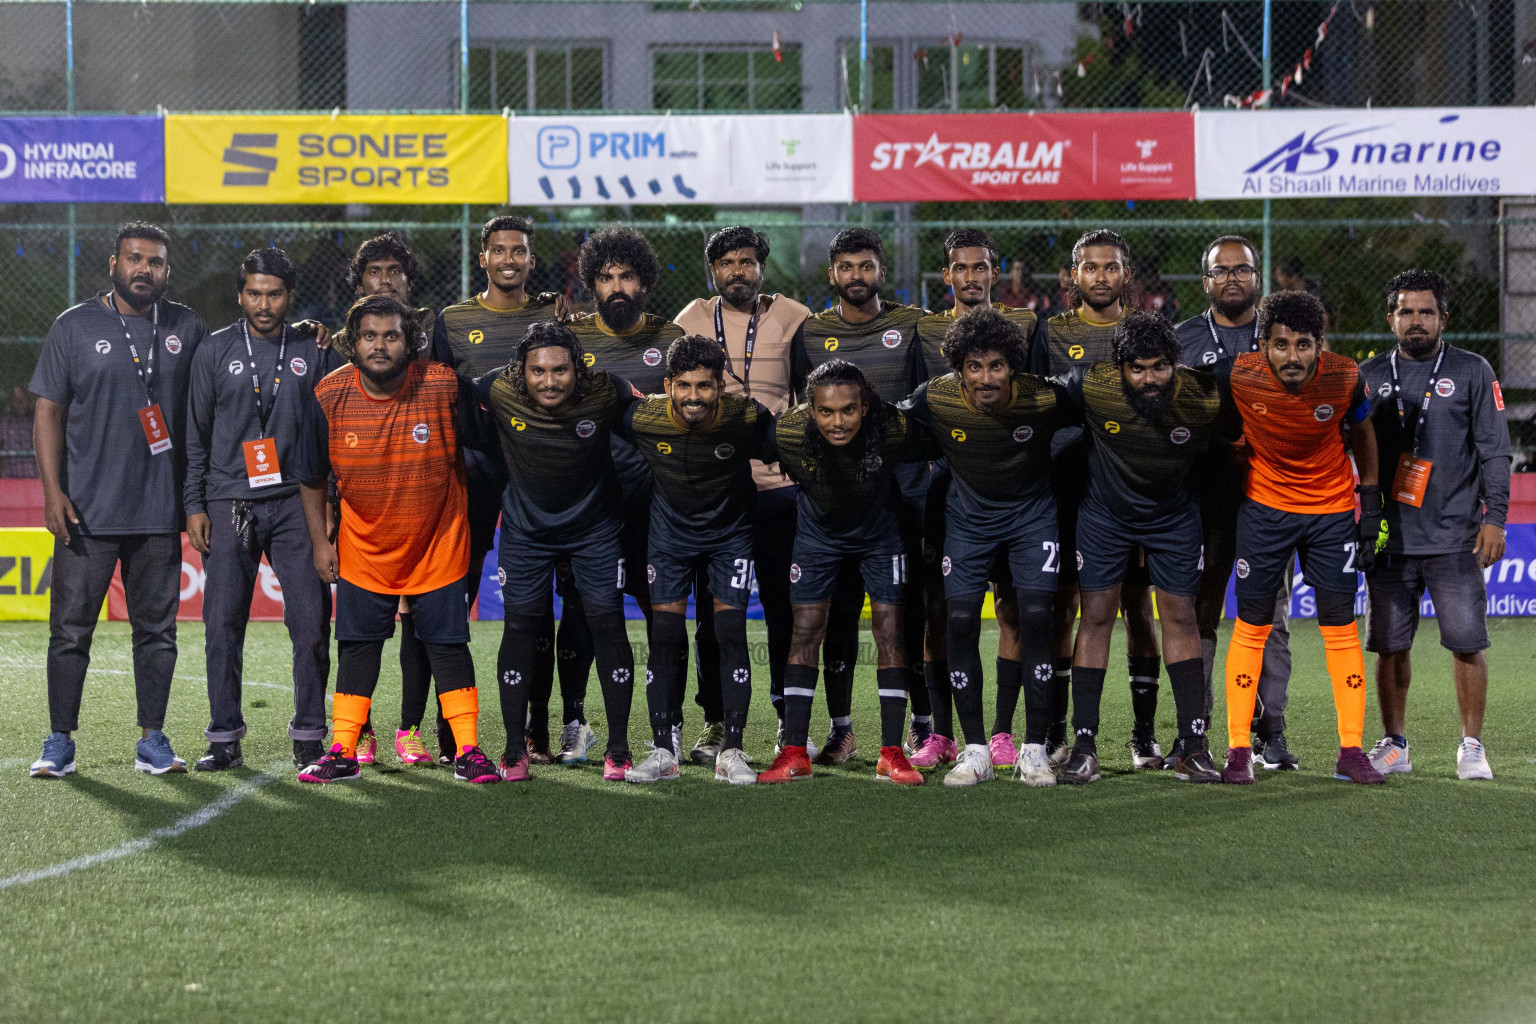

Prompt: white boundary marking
[{"left": 0, "top": 763, "right": 283, "bottom": 893}]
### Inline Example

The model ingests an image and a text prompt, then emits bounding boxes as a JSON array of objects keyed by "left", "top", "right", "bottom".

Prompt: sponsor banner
[
  {"left": 0, "top": 528, "right": 103, "bottom": 621},
  {"left": 1195, "top": 107, "right": 1536, "bottom": 199},
  {"left": 0, "top": 116, "right": 163, "bottom": 203},
  {"left": 852, "top": 112, "right": 1195, "bottom": 202},
  {"left": 165, "top": 114, "right": 506, "bottom": 204},
  {"left": 509, "top": 114, "right": 851, "bottom": 205}
]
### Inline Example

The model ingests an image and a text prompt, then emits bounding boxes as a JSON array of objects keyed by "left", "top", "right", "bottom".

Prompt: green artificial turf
[{"left": 1, "top": 618, "right": 1534, "bottom": 1024}]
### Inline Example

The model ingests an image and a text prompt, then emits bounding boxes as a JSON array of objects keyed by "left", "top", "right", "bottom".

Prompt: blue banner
[{"left": 0, "top": 116, "right": 164, "bottom": 203}]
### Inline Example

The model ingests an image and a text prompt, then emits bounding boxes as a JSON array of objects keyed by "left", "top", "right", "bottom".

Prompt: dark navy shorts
[
  {"left": 648, "top": 529, "right": 755, "bottom": 609},
  {"left": 943, "top": 492, "right": 1060, "bottom": 598},
  {"left": 1235, "top": 500, "right": 1357, "bottom": 600},
  {"left": 1365, "top": 550, "right": 1489, "bottom": 654},
  {"left": 1076, "top": 497, "right": 1203, "bottom": 597},
  {"left": 790, "top": 533, "right": 907, "bottom": 606},
  {"left": 499, "top": 520, "right": 626, "bottom": 613},
  {"left": 336, "top": 575, "right": 470, "bottom": 645}
]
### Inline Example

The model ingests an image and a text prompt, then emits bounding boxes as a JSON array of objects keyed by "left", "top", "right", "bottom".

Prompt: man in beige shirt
[{"left": 675, "top": 226, "right": 810, "bottom": 759}]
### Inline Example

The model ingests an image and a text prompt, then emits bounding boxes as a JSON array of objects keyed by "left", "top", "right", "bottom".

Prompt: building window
[
  {"left": 839, "top": 43, "right": 896, "bottom": 109},
  {"left": 468, "top": 43, "right": 604, "bottom": 110},
  {"left": 651, "top": 46, "right": 803, "bottom": 110},
  {"left": 914, "top": 42, "right": 1029, "bottom": 110}
]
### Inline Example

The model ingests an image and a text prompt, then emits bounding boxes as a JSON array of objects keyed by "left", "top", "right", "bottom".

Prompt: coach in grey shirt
[
  {"left": 185, "top": 248, "right": 340, "bottom": 772},
  {"left": 27, "top": 222, "right": 206, "bottom": 778},
  {"left": 1360, "top": 269, "right": 1509, "bottom": 781}
]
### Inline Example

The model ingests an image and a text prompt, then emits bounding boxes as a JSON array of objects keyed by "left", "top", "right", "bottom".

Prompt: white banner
[
  {"left": 1195, "top": 107, "right": 1536, "bottom": 199},
  {"left": 508, "top": 114, "right": 851, "bottom": 205}
]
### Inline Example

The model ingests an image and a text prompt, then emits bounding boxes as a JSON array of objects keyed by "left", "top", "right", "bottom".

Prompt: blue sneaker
[
  {"left": 134, "top": 730, "right": 187, "bottom": 775},
  {"left": 30, "top": 731, "right": 76, "bottom": 777}
]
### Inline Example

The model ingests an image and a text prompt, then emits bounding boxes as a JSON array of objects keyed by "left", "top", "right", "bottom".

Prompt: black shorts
[
  {"left": 336, "top": 575, "right": 470, "bottom": 644},
  {"left": 790, "top": 531, "right": 907, "bottom": 606},
  {"left": 499, "top": 520, "right": 626, "bottom": 613},
  {"left": 944, "top": 492, "right": 1060, "bottom": 598},
  {"left": 1366, "top": 551, "right": 1490, "bottom": 654},
  {"left": 1077, "top": 498, "right": 1203, "bottom": 597},
  {"left": 1055, "top": 456, "right": 1151, "bottom": 588},
  {"left": 648, "top": 529, "right": 755, "bottom": 609},
  {"left": 1235, "top": 500, "right": 1357, "bottom": 600}
]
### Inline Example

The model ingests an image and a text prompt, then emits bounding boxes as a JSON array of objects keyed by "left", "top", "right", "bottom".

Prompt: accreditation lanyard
[
  {"left": 1389, "top": 344, "right": 1447, "bottom": 456},
  {"left": 715, "top": 296, "right": 759, "bottom": 395},
  {"left": 240, "top": 320, "right": 287, "bottom": 439},
  {"left": 108, "top": 292, "right": 160, "bottom": 405},
  {"left": 1205, "top": 309, "right": 1259, "bottom": 362}
]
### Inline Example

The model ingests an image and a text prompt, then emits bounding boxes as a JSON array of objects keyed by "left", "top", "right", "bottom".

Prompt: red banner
[{"left": 852, "top": 112, "right": 1196, "bottom": 202}]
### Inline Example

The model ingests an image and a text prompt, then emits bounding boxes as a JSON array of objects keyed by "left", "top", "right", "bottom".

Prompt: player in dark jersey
[
  {"left": 475, "top": 321, "right": 641, "bottom": 782},
  {"left": 911, "top": 229, "right": 1039, "bottom": 772},
  {"left": 756, "top": 360, "right": 926, "bottom": 787},
  {"left": 798, "top": 227, "right": 929, "bottom": 765},
  {"left": 1031, "top": 229, "right": 1166, "bottom": 770},
  {"left": 432, "top": 215, "right": 566, "bottom": 765},
  {"left": 1217, "top": 291, "right": 1386, "bottom": 786},
  {"left": 616, "top": 336, "right": 773, "bottom": 785},
  {"left": 901, "top": 307, "right": 1065, "bottom": 786},
  {"left": 1053, "top": 312, "right": 1224, "bottom": 784}
]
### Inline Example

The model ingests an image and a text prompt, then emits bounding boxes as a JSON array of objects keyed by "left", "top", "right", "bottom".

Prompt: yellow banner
[
  {"left": 165, "top": 114, "right": 507, "bottom": 204},
  {"left": 0, "top": 528, "right": 103, "bottom": 621}
]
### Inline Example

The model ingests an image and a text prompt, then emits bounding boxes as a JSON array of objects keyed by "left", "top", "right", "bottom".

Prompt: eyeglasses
[{"left": 1206, "top": 265, "right": 1257, "bottom": 282}]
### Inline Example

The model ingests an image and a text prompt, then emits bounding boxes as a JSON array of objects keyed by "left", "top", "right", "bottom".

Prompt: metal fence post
[
  {"left": 1260, "top": 0, "right": 1272, "bottom": 295},
  {"left": 460, "top": 0, "right": 471, "bottom": 301},
  {"left": 66, "top": 0, "right": 77, "bottom": 308}
]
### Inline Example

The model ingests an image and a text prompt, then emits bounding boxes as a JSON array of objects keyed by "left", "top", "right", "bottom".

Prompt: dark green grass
[{"left": 1, "top": 618, "right": 1535, "bottom": 1024}]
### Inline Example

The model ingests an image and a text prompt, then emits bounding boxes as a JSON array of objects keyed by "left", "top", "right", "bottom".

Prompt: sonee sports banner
[{"left": 164, "top": 114, "right": 507, "bottom": 204}]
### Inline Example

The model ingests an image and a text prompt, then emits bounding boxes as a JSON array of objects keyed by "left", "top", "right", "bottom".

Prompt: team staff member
[
  {"left": 1031, "top": 230, "right": 1165, "bottom": 769},
  {"left": 28, "top": 222, "right": 207, "bottom": 779},
  {"left": 475, "top": 322, "right": 641, "bottom": 782},
  {"left": 911, "top": 229, "right": 1037, "bottom": 770},
  {"left": 757, "top": 360, "right": 926, "bottom": 787},
  {"left": 1218, "top": 291, "right": 1385, "bottom": 786},
  {"left": 184, "top": 248, "right": 334, "bottom": 771},
  {"left": 617, "top": 336, "right": 773, "bottom": 785},
  {"left": 1360, "top": 270, "right": 1509, "bottom": 781},
  {"left": 1175, "top": 235, "right": 1296, "bottom": 770},
  {"left": 433, "top": 215, "right": 564, "bottom": 764},
  {"left": 1055, "top": 312, "right": 1224, "bottom": 785},
  {"left": 800, "top": 227, "right": 929, "bottom": 765},
  {"left": 675, "top": 226, "right": 810, "bottom": 764},
  {"left": 901, "top": 308, "right": 1063, "bottom": 786},
  {"left": 295, "top": 295, "right": 499, "bottom": 785}
]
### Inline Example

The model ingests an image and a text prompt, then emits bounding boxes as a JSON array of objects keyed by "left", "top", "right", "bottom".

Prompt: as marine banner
[
  {"left": 0, "top": 116, "right": 163, "bottom": 203},
  {"left": 164, "top": 114, "right": 507, "bottom": 204}
]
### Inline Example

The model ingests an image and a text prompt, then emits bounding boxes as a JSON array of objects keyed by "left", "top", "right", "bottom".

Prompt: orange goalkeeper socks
[
  {"left": 1224, "top": 618, "right": 1272, "bottom": 749},
  {"left": 1320, "top": 622, "right": 1368, "bottom": 748},
  {"left": 331, "top": 693, "right": 372, "bottom": 757},
  {"left": 438, "top": 686, "right": 480, "bottom": 754}
]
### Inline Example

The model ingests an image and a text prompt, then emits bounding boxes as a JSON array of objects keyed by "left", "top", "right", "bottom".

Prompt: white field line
[{"left": 0, "top": 762, "right": 284, "bottom": 893}]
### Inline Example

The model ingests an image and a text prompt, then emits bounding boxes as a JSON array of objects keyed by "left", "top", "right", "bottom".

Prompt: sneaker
[
  {"left": 526, "top": 735, "right": 554, "bottom": 765},
  {"left": 499, "top": 749, "right": 531, "bottom": 782},
  {"left": 813, "top": 724, "right": 858, "bottom": 766},
  {"left": 1335, "top": 746, "right": 1386, "bottom": 785},
  {"left": 1456, "top": 737, "right": 1493, "bottom": 781},
  {"left": 909, "top": 733, "right": 959, "bottom": 769},
  {"left": 1162, "top": 736, "right": 1186, "bottom": 770},
  {"left": 944, "top": 744, "right": 996, "bottom": 787},
  {"left": 904, "top": 717, "right": 933, "bottom": 756},
  {"left": 758, "top": 745, "right": 813, "bottom": 784},
  {"left": 602, "top": 751, "right": 633, "bottom": 782},
  {"left": 714, "top": 747, "right": 757, "bottom": 785},
  {"left": 1057, "top": 749, "right": 1102, "bottom": 785},
  {"left": 354, "top": 728, "right": 377, "bottom": 765},
  {"left": 395, "top": 727, "right": 433, "bottom": 765},
  {"left": 292, "top": 739, "right": 324, "bottom": 768},
  {"left": 1367, "top": 737, "right": 1412, "bottom": 775},
  {"left": 690, "top": 721, "right": 726, "bottom": 764},
  {"left": 989, "top": 732, "right": 1018, "bottom": 769},
  {"left": 29, "top": 732, "right": 76, "bottom": 778},
  {"left": 1172, "top": 741, "right": 1221, "bottom": 783},
  {"left": 772, "top": 721, "right": 821, "bottom": 760},
  {"left": 297, "top": 744, "right": 361, "bottom": 783},
  {"left": 876, "top": 746, "right": 924, "bottom": 786},
  {"left": 194, "top": 741, "right": 243, "bottom": 772},
  {"left": 558, "top": 720, "right": 599, "bottom": 764},
  {"left": 1257, "top": 731, "right": 1300, "bottom": 771},
  {"left": 1222, "top": 746, "right": 1254, "bottom": 785},
  {"left": 1128, "top": 732, "right": 1163, "bottom": 770},
  {"left": 626, "top": 746, "right": 681, "bottom": 783},
  {"left": 1046, "top": 737, "right": 1071, "bottom": 768},
  {"left": 1013, "top": 743, "right": 1057, "bottom": 787},
  {"left": 453, "top": 745, "right": 501, "bottom": 784},
  {"left": 134, "top": 730, "right": 187, "bottom": 775}
]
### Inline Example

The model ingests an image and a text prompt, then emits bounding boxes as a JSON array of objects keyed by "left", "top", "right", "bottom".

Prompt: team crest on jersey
[
  {"left": 1235, "top": 558, "right": 1250, "bottom": 578},
  {"left": 643, "top": 347, "right": 663, "bottom": 367},
  {"left": 496, "top": 566, "right": 507, "bottom": 587},
  {"left": 714, "top": 443, "right": 735, "bottom": 460},
  {"left": 1013, "top": 425, "right": 1034, "bottom": 443},
  {"left": 228, "top": 360, "right": 244, "bottom": 375},
  {"left": 164, "top": 335, "right": 181, "bottom": 355},
  {"left": 1435, "top": 378, "right": 1455, "bottom": 398},
  {"left": 789, "top": 563, "right": 802, "bottom": 583},
  {"left": 576, "top": 419, "right": 597, "bottom": 438},
  {"left": 941, "top": 555, "right": 952, "bottom": 576},
  {"left": 1169, "top": 426, "right": 1191, "bottom": 444},
  {"left": 1313, "top": 404, "right": 1334, "bottom": 422},
  {"left": 469, "top": 329, "right": 484, "bottom": 345},
  {"left": 1378, "top": 380, "right": 1393, "bottom": 398},
  {"left": 881, "top": 329, "right": 903, "bottom": 349},
  {"left": 412, "top": 423, "right": 430, "bottom": 444},
  {"left": 289, "top": 357, "right": 307, "bottom": 377},
  {"left": 95, "top": 340, "right": 111, "bottom": 355},
  {"left": 1068, "top": 344, "right": 1085, "bottom": 360},
  {"left": 1201, "top": 350, "right": 1217, "bottom": 365},
  {"left": 646, "top": 564, "right": 657, "bottom": 584}
]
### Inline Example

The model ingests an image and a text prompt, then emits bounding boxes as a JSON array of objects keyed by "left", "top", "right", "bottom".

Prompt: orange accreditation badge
[
  {"left": 1391, "top": 452, "right": 1432, "bottom": 508},
  {"left": 243, "top": 437, "right": 283, "bottom": 488},
  {"left": 138, "top": 404, "right": 172, "bottom": 455}
]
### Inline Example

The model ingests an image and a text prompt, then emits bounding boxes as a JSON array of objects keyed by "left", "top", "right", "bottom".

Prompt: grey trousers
[
  {"left": 203, "top": 496, "right": 331, "bottom": 742},
  {"left": 47, "top": 532, "right": 180, "bottom": 734}
]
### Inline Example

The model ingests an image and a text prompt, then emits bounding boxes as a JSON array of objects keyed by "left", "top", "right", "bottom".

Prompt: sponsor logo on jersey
[
  {"left": 1313, "top": 403, "right": 1334, "bottom": 422},
  {"left": 656, "top": 441, "right": 672, "bottom": 454},
  {"left": 412, "top": 423, "right": 430, "bottom": 444},
  {"left": 228, "top": 360, "right": 245, "bottom": 375},
  {"left": 1068, "top": 344, "right": 1084, "bottom": 360},
  {"left": 941, "top": 555, "right": 952, "bottom": 576},
  {"left": 289, "top": 356, "right": 307, "bottom": 376},
  {"left": 1104, "top": 420, "right": 1120, "bottom": 434},
  {"left": 164, "top": 335, "right": 181, "bottom": 354},
  {"left": 583, "top": 352, "right": 596, "bottom": 367},
  {"left": 1201, "top": 350, "right": 1217, "bottom": 365},
  {"left": 345, "top": 432, "right": 358, "bottom": 448},
  {"left": 1170, "top": 426, "right": 1191, "bottom": 444},
  {"left": 950, "top": 428, "right": 967, "bottom": 442},
  {"left": 1013, "top": 425, "right": 1034, "bottom": 443},
  {"left": 509, "top": 416, "right": 526, "bottom": 431},
  {"left": 576, "top": 419, "right": 597, "bottom": 438},
  {"left": 95, "top": 340, "right": 111, "bottom": 355},
  {"left": 823, "top": 337, "right": 839, "bottom": 352},
  {"left": 881, "top": 329, "right": 903, "bottom": 349},
  {"left": 1378, "top": 380, "right": 1393, "bottom": 397},
  {"left": 1435, "top": 377, "right": 1455, "bottom": 398},
  {"left": 1250, "top": 402, "right": 1268, "bottom": 416},
  {"left": 789, "top": 563, "right": 802, "bottom": 583},
  {"left": 469, "top": 329, "right": 484, "bottom": 345},
  {"left": 1235, "top": 558, "right": 1250, "bottom": 578},
  {"left": 714, "top": 443, "right": 735, "bottom": 460},
  {"left": 643, "top": 347, "right": 663, "bottom": 367}
]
